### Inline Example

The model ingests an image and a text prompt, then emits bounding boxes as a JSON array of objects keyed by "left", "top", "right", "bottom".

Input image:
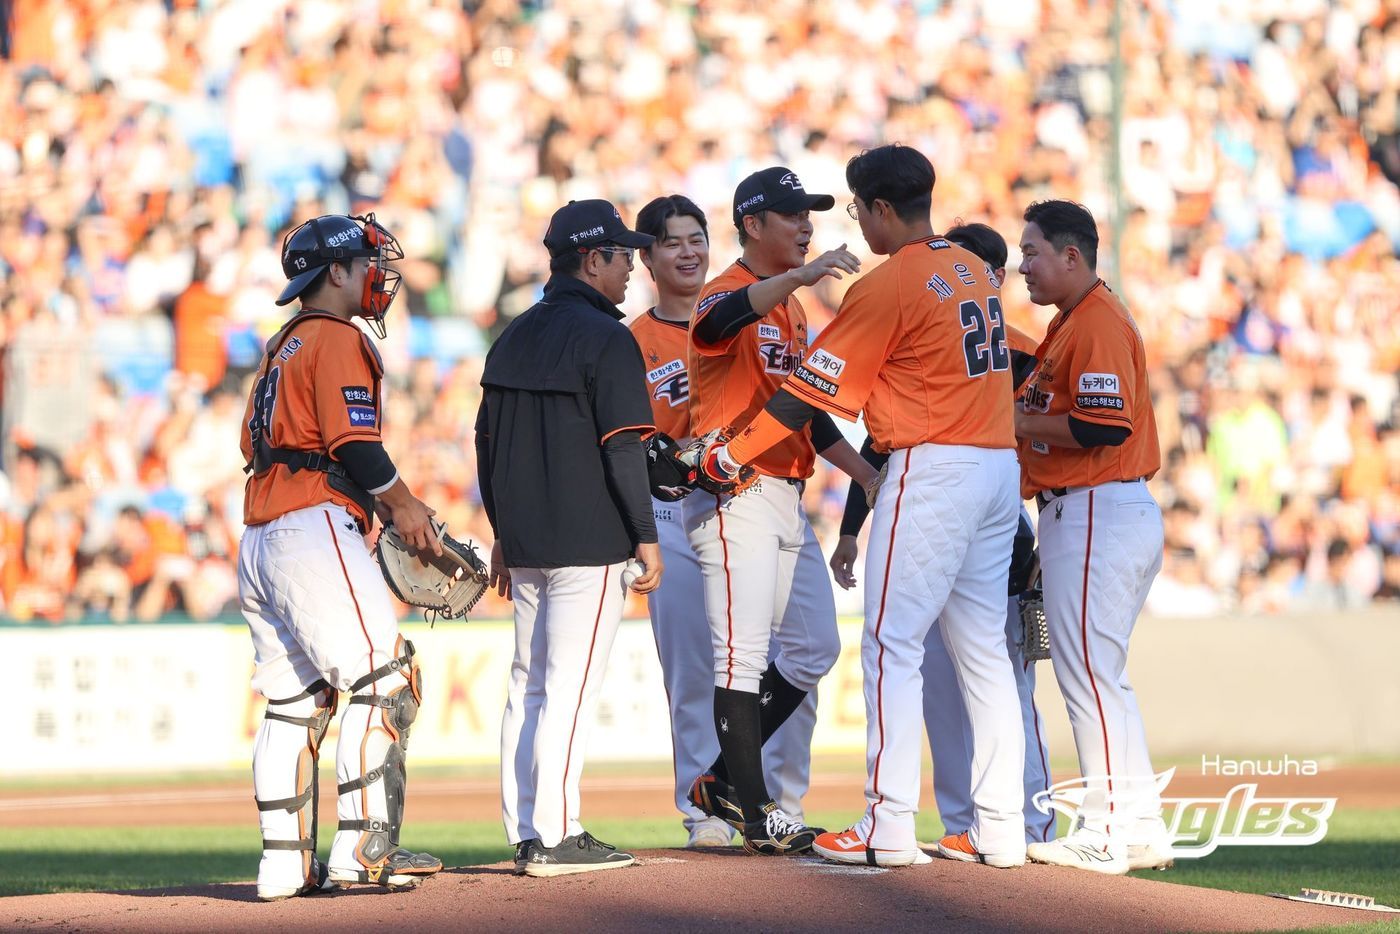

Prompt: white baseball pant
[
  {"left": 922, "top": 592, "right": 1055, "bottom": 843},
  {"left": 682, "top": 477, "right": 840, "bottom": 696},
  {"left": 1036, "top": 479, "right": 1164, "bottom": 846},
  {"left": 500, "top": 562, "right": 628, "bottom": 849},
  {"left": 856, "top": 444, "right": 1026, "bottom": 857},
  {"left": 239, "top": 502, "right": 413, "bottom": 882},
  {"left": 650, "top": 494, "right": 819, "bottom": 827}
]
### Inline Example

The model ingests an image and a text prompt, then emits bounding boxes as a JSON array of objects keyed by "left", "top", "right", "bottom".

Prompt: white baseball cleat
[
  {"left": 686, "top": 818, "right": 736, "bottom": 849},
  {"left": 1027, "top": 833, "right": 1129, "bottom": 875},
  {"left": 1127, "top": 840, "right": 1175, "bottom": 871},
  {"left": 812, "top": 828, "right": 932, "bottom": 867}
]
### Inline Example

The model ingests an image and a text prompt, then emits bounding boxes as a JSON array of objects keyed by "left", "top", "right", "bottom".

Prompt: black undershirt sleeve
[
  {"left": 1068, "top": 415, "right": 1130, "bottom": 447},
  {"left": 335, "top": 440, "right": 397, "bottom": 494},
  {"left": 601, "top": 430, "right": 659, "bottom": 546},
  {"left": 839, "top": 435, "right": 891, "bottom": 537},
  {"left": 693, "top": 288, "right": 761, "bottom": 345},
  {"left": 765, "top": 387, "right": 820, "bottom": 430},
  {"left": 808, "top": 411, "right": 843, "bottom": 454},
  {"left": 1011, "top": 349, "right": 1037, "bottom": 392},
  {"left": 474, "top": 401, "right": 498, "bottom": 534}
]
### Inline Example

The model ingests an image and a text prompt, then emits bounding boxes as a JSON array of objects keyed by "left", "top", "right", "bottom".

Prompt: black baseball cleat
[
  {"left": 688, "top": 772, "right": 745, "bottom": 830},
  {"left": 742, "top": 801, "right": 819, "bottom": 856},
  {"left": 522, "top": 832, "right": 636, "bottom": 878},
  {"left": 513, "top": 838, "right": 539, "bottom": 876}
]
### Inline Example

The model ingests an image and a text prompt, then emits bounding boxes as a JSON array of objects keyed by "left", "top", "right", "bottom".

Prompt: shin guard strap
[
  {"left": 339, "top": 819, "right": 391, "bottom": 833},
  {"left": 263, "top": 837, "right": 314, "bottom": 851},
  {"left": 348, "top": 643, "right": 415, "bottom": 694},
  {"left": 337, "top": 767, "right": 385, "bottom": 795},
  {"left": 256, "top": 787, "right": 313, "bottom": 813},
  {"left": 267, "top": 679, "right": 333, "bottom": 705}
]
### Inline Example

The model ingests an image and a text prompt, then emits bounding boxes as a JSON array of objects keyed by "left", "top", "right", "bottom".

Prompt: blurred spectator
[{"left": 2, "top": 0, "right": 1398, "bottom": 623}]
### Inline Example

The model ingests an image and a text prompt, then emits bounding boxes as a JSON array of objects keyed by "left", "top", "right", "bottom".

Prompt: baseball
[{"left": 622, "top": 558, "right": 646, "bottom": 590}]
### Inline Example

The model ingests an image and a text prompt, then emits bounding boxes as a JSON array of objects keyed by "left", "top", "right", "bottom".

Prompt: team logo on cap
[{"left": 779, "top": 172, "right": 803, "bottom": 189}]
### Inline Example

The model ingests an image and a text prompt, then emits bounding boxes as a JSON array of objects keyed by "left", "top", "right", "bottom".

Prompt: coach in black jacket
[{"left": 475, "top": 198, "right": 663, "bottom": 878}]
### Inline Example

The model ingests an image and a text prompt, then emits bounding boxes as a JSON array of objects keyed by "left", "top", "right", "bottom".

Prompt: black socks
[{"left": 710, "top": 663, "right": 809, "bottom": 822}]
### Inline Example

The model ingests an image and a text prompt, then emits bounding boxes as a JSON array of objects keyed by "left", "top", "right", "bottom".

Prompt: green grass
[
  {"left": 1135, "top": 809, "right": 1400, "bottom": 911},
  {"left": 3, "top": 808, "right": 1398, "bottom": 911}
]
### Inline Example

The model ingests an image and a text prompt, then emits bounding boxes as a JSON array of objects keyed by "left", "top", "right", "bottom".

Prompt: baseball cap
[
  {"left": 732, "top": 167, "right": 835, "bottom": 228},
  {"left": 543, "top": 199, "right": 654, "bottom": 257}
]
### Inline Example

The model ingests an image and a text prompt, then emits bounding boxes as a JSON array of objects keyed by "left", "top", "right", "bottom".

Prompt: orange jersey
[
  {"left": 241, "top": 314, "right": 386, "bottom": 528},
  {"left": 1006, "top": 324, "right": 1038, "bottom": 356},
  {"left": 629, "top": 309, "right": 692, "bottom": 440},
  {"left": 690, "top": 261, "right": 813, "bottom": 479},
  {"left": 1017, "top": 281, "right": 1161, "bottom": 498},
  {"left": 782, "top": 236, "right": 1015, "bottom": 453}
]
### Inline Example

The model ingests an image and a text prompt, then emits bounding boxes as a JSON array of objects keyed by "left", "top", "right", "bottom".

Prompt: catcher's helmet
[{"left": 276, "top": 213, "right": 404, "bottom": 338}]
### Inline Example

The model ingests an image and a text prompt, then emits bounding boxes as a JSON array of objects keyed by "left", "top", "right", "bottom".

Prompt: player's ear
[{"left": 742, "top": 213, "right": 763, "bottom": 242}]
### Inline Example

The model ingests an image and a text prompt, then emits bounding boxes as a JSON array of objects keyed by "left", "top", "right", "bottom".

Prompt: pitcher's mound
[{"left": 0, "top": 848, "right": 1388, "bottom": 932}]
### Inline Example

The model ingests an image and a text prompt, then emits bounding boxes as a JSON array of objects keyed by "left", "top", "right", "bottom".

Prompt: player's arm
[
  {"left": 1015, "top": 322, "right": 1133, "bottom": 449},
  {"left": 705, "top": 390, "right": 879, "bottom": 490},
  {"left": 692, "top": 245, "right": 860, "bottom": 348},
  {"left": 315, "top": 332, "right": 440, "bottom": 553},
  {"left": 594, "top": 329, "right": 663, "bottom": 592},
  {"left": 1013, "top": 412, "right": 1128, "bottom": 448},
  {"left": 830, "top": 434, "right": 891, "bottom": 590}
]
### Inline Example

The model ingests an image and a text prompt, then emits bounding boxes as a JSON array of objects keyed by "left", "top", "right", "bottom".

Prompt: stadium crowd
[{"left": 1, "top": 0, "right": 1397, "bottom": 623}]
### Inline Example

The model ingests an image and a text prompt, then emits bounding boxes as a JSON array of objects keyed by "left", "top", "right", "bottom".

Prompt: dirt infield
[
  {"left": 4, "top": 763, "right": 1397, "bottom": 828},
  {"left": 1, "top": 848, "right": 1394, "bottom": 933}
]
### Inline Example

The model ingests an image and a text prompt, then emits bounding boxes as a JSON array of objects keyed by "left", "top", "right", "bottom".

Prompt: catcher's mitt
[
  {"left": 682, "top": 428, "right": 758, "bottom": 497},
  {"left": 1016, "top": 584, "right": 1050, "bottom": 662},
  {"left": 376, "top": 519, "right": 489, "bottom": 622},
  {"left": 645, "top": 431, "right": 694, "bottom": 502}
]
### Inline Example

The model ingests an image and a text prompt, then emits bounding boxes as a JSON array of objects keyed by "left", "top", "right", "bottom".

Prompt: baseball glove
[
  {"left": 645, "top": 431, "right": 694, "bottom": 502},
  {"left": 376, "top": 519, "right": 489, "bottom": 622},
  {"left": 1016, "top": 577, "right": 1050, "bottom": 662},
  {"left": 682, "top": 428, "right": 758, "bottom": 497}
]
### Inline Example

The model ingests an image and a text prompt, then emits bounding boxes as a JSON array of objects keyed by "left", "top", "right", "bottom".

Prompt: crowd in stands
[{"left": 1, "top": 0, "right": 1397, "bottom": 623}]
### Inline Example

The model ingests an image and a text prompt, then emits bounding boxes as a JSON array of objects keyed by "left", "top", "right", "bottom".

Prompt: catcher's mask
[{"left": 276, "top": 213, "right": 404, "bottom": 339}]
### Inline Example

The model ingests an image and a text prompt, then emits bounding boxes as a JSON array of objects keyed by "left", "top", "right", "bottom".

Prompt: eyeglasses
[
  {"left": 593, "top": 246, "right": 635, "bottom": 267},
  {"left": 846, "top": 201, "right": 860, "bottom": 220}
]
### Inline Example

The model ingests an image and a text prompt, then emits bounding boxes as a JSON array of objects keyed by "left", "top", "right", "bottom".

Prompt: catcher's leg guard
[
  {"left": 329, "top": 638, "right": 442, "bottom": 887},
  {"left": 253, "top": 680, "right": 339, "bottom": 901}
]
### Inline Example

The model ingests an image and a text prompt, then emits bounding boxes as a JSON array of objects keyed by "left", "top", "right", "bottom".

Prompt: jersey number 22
[{"left": 959, "top": 296, "right": 1009, "bottom": 378}]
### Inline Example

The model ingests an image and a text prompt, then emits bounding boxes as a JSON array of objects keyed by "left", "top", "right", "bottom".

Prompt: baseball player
[
  {"left": 697, "top": 145, "right": 1027, "bottom": 868},
  {"left": 682, "top": 166, "right": 875, "bottom": 856},
  {"left": 630, "top": 194, "right": 820, "bottom": 848},
  {"left": 1013, "top": 200, "right": 1169, "bottom": 875},
  {"left": 828, "top": 222, "right": 1055, "bottom": 846},
  {"left": 238, "top": 213, "right": 442, "bottom": 900},
  {"left": 477, "top": 199, "right": 663, "bottom": 877}
]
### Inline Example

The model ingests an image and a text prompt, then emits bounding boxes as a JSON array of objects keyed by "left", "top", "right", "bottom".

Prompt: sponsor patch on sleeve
[
  {"left": 341, "top": 385, "right": 373, "bottom": 405},
  {"left": 696, "top": 290, "right": 732, "bottom": 315},
  {"left": 792, "top": 365, "right": 839, "bottom": 397},
  {"left": 1078, "top": 372, "right": 1120, "bottom": 394},
  {"left": 757, "top": 323, "right": 782, "bottom": 341},
  {"left": 1076, "top": 395, "right": 1125, "bottom": 410},
  {"left": 805, "top": 348, "right": 845, "bottom": 379},
  {"left": 347, "top": 405, "right": 377, "bottom": 427}
]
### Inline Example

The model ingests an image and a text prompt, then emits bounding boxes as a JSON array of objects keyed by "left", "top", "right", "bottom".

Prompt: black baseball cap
[
  {"left": 543, "top": 199, "right": 654, "bottom": 257},
  {"left": 732, "top": 167, "right": 835, "bottom": 228}
]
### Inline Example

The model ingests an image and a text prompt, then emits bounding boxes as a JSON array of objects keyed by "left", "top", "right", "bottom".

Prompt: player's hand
[
  {"left": 490, "top": 540, "right": 511, "bottom": 600},
  {"left": 699, "top": 440, "right": 740, "bottom": 484},
  {"left": 791, "top": 244, "right": 861, "bottom": 287},
  {"left": 631, "top": 541, "right": 664, "bottom": 595},
  {"left": 389, "top": 495, "right": 442, "bottom": 556},
  {"left": 830, "top": 534, "right": 860, "bottom": 590}
]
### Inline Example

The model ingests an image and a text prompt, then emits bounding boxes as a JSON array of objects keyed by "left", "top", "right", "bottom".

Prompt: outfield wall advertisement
[{"left": 8, "top": 612, "right": 1397, "bottom": 776}]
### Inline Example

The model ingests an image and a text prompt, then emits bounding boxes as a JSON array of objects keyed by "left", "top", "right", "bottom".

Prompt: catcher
[{"left": 238, "top": 213, "right": 449, "bottom": 901}]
